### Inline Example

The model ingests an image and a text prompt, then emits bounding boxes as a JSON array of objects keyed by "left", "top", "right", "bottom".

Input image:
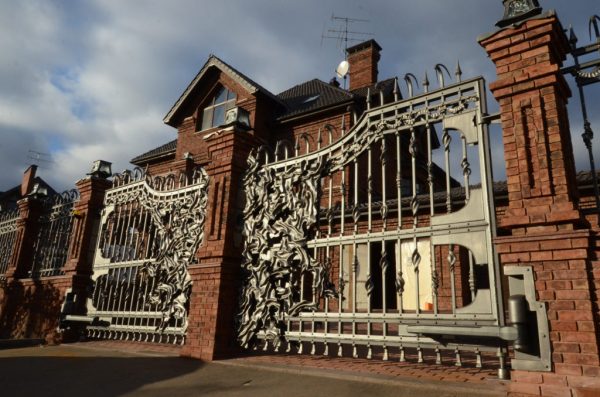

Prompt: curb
[{"left": 214, "top": 358, "right": 508, "bottom": 397}]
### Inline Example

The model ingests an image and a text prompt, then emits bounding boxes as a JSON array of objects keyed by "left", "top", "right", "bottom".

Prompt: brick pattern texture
[
  {"left": 1, "top": 11, "right": 600, "bottom": 397},
  {"left": 481, "top": 14, "right": 600, "bottom": 397}
]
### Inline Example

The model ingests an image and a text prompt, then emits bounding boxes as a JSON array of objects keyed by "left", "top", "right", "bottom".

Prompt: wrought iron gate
[
  {"left": 84, "top": 167, "right": 209, "bottom": 344},
  {"left": 564, "top": 16, "right": 600, "bottom": 213},
  {"left": 237, "top": 76, "right": 512, "bottom": 374},
  {"left": 0, "top": 209, "right": 19, "bottom": 280},
  {"left": 30, "top": 190, "right": 80, "bottom": 278}
]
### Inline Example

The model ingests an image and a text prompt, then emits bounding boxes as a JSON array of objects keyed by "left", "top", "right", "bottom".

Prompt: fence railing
[
  {"left": 238, "top": 75, "right": 511, "bottom": 377},
  {"left": 29, "top": 190, "right": 80, "bottom": 278},
  {"left": 0, "top": 209, "right": 20, "bottom": 280},
  {"left": 85, "top": 167, "right": 209, "bottom": 344}
]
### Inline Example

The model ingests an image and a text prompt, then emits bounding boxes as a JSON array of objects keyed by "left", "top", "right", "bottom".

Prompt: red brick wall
[
  {"left": 481, "top": 13, "right": 600, "bottom": 397},
  {"left": 0, "top": 277, "right": 70, "bottom": 343},
  {"left": 0, "top": 175, "right": 110, "bottom": 343}
]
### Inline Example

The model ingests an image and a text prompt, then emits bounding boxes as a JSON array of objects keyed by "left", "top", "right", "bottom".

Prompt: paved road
[{"left": 0, "top": 344, "right": 504, "bottom": 397}]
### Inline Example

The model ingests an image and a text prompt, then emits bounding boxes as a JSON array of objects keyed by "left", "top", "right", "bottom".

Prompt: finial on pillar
[{"left": 496, "top": 0, "right": 542, "bottom": 28}]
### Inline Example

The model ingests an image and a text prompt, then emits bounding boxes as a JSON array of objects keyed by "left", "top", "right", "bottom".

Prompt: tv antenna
[
  {"left": 322, "top": 14, "right": 373, "bottom": 89},
  {"left": 322, "top": 14, "right": 373, "bottom": 55},
  {"left": 27, "top": 150, "right": 54, "bottom": 167}
]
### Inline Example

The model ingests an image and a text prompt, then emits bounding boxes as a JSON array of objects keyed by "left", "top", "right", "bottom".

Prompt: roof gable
[{"left": 163, "top": 55, "right": 282, "bottom": 126}]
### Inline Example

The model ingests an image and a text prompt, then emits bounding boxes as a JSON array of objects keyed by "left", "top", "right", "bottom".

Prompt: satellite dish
[{"left": 336, "top": 60, "right": 350, "bottom": 78}]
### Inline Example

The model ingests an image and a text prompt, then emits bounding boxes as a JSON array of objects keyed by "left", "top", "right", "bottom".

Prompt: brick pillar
[
  {"left": 61, "top": 175, "right": 111, "bottom": 327},
  {"left": 481, "top": 11, "right": 600, "bottom": 396},
  {"left": 181, "top": 127, "right": 257, "bottom": 360}
]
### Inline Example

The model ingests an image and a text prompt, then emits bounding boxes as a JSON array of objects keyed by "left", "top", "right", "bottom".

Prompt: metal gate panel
[
  {"left": 0, "top": 209, "right": 19, "bottom": 279},
  {"left": 237, "top": 77, "right": 511, "bottom": 372},
  {"left": 30, "top": 190, "right": 80, "bottom": 278},
  {"left": 85, "top": 168, "right": 209, "bottom": 344}
]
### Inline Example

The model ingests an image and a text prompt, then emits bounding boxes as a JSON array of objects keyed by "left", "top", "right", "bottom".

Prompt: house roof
[
  {"left": 135, "top": 75, "right": 401, "bottom": 164},
  {"left": 130, "top": 139, "right": 177, "bottom": 165},
  {"left": 163, "top": 55, "right": 284, "bottom": 126},
  {"left": 276, "top": 79, "right": 355, "bottom": 120},
  {"left": 0, "top": 176, "right": 57, "bottom": 211},
  {"left": 351, "top": 77, "right": 398, "bottom": 100}
]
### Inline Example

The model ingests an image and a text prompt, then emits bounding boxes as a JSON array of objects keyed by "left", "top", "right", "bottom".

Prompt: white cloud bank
[{"left": 0, "top": 0, "right": 598, "bottom": 192}]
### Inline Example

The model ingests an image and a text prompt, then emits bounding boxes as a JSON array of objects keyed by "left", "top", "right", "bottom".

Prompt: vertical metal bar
[
  {"left": 443, "top": 129, "right": 452, "bottom": 212},
  {"left": 311, "top": 243, "right": 317, "bottom": 355},
  {"left": 427, "top": 125, "right": 434, "bottom": 216},
  {"left": 324, "top": 149, "right": 334, "bottom": 354},
  {"left": 338, "top": 137, "right": 346, "bottom": 354},
  {"left": 426, "top": 122, "right": 437, "bottom": 313},
  {"left": 121, "top": 201, "right": 135, "bottom": 262},
  {"left": 42, "top": 209, "right": 56, "bottom": 274},
  {"left": 572, "top": 48, "right": 600, "bottom": 213},
  {"left": 366, "top": 132, "right": 373, "bottom": 358},
  {"left": 123, "top": 265, "right": 134, "bottom": 338},
  {"left": 477, "top": 79, "right": 504, "bottom": 327},
  {"left": 449, "top": 245, "right": 457, "bottom": 314},
  {"left": 461, "top": 136, "right": 471, "bottom": 201},
  {"left": 464, "top": 115, "right": 475, "bottom": 304},
  {"left": 395, "top": 124, "right": 404, "bottom": 315},
  {"left": 409, "top": 127, "right": 420, "bottom": 314},
  {"left": 380, "top": 135, "right": 388, "bottom": 359},
  {"left": 352, "top": 155, "right": 359, "bottom": 358},
  {"left": 99, "top": 273, "right": 110, "bottom": 314},
  {"left": 468, "top": 251, "right": 476, "bottom": 301}
]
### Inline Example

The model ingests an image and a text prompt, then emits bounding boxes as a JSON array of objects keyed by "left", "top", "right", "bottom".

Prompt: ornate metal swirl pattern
[
  {"left": 236, "top": 148, "right": 338, "bottom": 348},
  {"left": 89, "top": 166, "right": 209, "bottom": 341}
]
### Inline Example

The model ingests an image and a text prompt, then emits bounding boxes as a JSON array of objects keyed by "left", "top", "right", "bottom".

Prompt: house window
[{"left": 199, "top": 86, "right": 237, "bottom": 131}]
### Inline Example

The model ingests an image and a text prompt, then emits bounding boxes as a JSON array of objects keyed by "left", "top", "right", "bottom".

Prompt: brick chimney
[
  {"left": 346, "top": 39, "right": 382, "bottom": 90},
  {"left": 20, "top": 164, "right": 38, "bottom": 197}
]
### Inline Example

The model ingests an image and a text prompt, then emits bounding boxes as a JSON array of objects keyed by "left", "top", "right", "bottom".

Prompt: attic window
[
  {"left": 198, "top": 86, "right": 237, "bottom": 131},
  {"left": 303, "top": 94, "right": 320, "bottom": 104}
]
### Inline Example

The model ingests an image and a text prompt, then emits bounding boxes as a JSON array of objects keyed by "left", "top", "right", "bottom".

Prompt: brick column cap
[{"left": 478, "top": 9, "right": 557, "bottom": 44}]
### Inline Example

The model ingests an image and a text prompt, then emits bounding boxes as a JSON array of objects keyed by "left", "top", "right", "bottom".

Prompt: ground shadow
[
  {"left": 0, "top": 352, "right": 203, "bottom": 397},
  {"left": 0, "top": 278, "right": 62, "bottom": 340}
]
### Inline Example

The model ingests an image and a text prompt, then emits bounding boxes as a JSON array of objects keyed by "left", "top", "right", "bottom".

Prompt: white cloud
[{"left": 0, "top": 0, "right": 598, "bottom": 193}]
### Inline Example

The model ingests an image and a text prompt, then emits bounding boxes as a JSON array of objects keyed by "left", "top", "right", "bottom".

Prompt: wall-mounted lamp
[
  {"left": 497, "top": 0, "right": 542, "bottom": 28},
  {"left": 88, "top": 160, "right": 112, "bottom": 179}
]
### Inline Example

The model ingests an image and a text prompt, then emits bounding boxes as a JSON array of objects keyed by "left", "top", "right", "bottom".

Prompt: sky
[{"left": 0, "top": 0, "right": 598, "bottom": 192}]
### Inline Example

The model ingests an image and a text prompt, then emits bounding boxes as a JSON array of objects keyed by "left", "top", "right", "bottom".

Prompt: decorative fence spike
[{"left": 434, "top": 63, "right": 451, "bottom": 88}]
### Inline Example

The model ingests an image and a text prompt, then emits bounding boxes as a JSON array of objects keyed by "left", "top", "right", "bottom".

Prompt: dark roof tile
[
  {"left": 276, "top": 79, "right": 354, "bottom": 120},
  {"left": 131, "top": 139, "right": 177, "bottom": 165}
]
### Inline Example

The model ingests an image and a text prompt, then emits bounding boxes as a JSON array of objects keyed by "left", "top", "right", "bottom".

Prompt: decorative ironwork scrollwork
[
  {"left": 236, "top": 148, "right": 338, "bottom": 348},
  {"left": 138, "top": 168, "right": 209, "bottom": 332},
  {"left": 90, "top": 166, "right": 209, "bottom": 338}
]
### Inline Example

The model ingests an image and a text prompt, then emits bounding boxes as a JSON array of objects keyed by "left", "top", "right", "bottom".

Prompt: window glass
[
  {"left": 198, "top": 86, "right": 237, "bottom": 131},
  {"left": 213, "top": 105, "right": 225, "bottom": 127},
  {"left": 201, "top": 108, "right": 212, "bottom": 131},
  {"left": 214, "top": 87, "right": 227, "bottom": 104}
]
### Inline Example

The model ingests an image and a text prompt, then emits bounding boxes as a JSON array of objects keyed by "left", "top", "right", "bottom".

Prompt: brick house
[
  {"left": 1, "top": 4, "right": 600, "bottom": 396},
  {"left": 131, "top": 40, "right": 452, "bottom": 193}
]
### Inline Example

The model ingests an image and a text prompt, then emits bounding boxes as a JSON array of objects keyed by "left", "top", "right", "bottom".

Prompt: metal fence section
[
  {"left": 0, "top": 209, "right": 20, "bottom": 279},
  {"left": 237, "top": 75, "right": 512, "bottom": 377},
  {"left": 30, "top": 190, "right": 80, "bottom": 278},
  {"left": 85, "top": 167, "right": 209, "bottom": 345},
  {"left": 564, "top": 16, "right": 600, "bottom": 213}
]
